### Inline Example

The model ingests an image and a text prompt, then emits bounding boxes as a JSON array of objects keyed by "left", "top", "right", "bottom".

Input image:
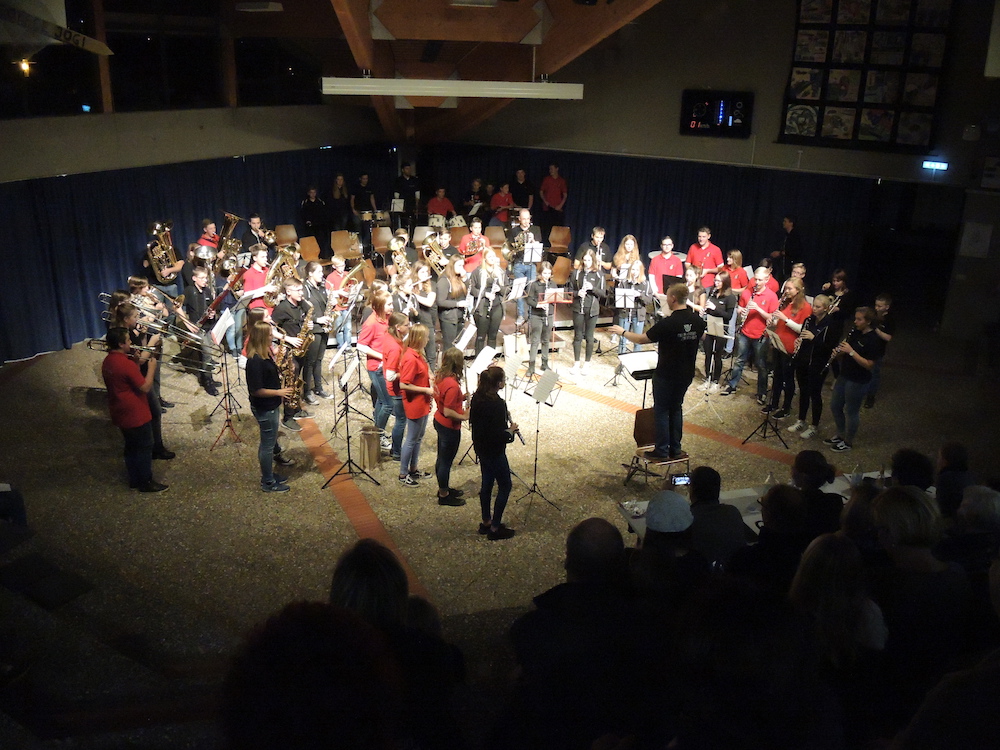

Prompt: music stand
[
  {"left": 207, "top": 314, "right": 243, "bottom": 448},
  {"left": 617, "top": 351, "right": 658, "bottom": 408},
  {"left": 514, "top": 369, "right": 562, "bottom": 524},
  {"left": 742, "top": 412, "right": 789, "bottom": 448},
  {"left": 458, "top": 345, "right": 499, "bottom": 466},
  {"left": 321, "top": 353, "right": 380, "bottom": 487},
  {"left": 606, "top": 287, "right": 641, "bottom": 389}
]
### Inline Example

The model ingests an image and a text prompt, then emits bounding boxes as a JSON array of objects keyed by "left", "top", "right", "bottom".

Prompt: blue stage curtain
[{"left": 1, "top": 141, "right": 879, "bottom": 363}]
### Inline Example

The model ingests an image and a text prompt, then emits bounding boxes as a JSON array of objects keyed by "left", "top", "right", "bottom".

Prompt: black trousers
[
  {"left": 474, "top": 303, "right": 503, "bottom": 354},
  {"left": 573, "top": 312, "right": 598, "bottom": 361},
  {"left": 303, "top": 331, "right": 327, "bottom": 394}
]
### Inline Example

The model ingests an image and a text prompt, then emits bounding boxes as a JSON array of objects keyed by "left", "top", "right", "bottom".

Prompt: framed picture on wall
[{"left": 780, "top": 0, "right": 952, "bottom": 153}]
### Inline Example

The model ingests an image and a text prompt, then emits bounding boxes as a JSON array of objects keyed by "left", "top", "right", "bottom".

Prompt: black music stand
[
  {"left": 617, "top": 351, "right": 659, "bottom": 408},
  {"left": 206, "top": 321, "right": 243, "bottom": 448},
  {"left": 742, "top": 412, "right": 789, "bottom": 448},
  {"left": 322, "top": 373, "right": 380, "bottom": 487},
  {"left": 514, "top": 369, "right": 562, "bottom": 524}
]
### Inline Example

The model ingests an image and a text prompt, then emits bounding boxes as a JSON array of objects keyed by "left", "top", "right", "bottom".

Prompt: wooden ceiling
[{"left": 232, "top": 0, "right": 665, "bottom": 142}]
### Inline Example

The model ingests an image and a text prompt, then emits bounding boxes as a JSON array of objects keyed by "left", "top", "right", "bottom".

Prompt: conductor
[{"left": 610, "top": 283, "right": 705, "bottom": 460}]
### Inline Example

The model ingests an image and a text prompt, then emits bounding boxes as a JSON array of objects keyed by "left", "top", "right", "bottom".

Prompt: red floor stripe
[
  {"left": 299, "top": 419, "right": 431, "bottom": 602},
  {"left": 556, "top": 379, "right": 795, "bottom": 466}
]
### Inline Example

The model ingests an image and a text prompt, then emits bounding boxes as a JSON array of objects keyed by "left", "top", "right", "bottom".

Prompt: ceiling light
[{"left": 321, "top": 77, "right": 583, "bottom": 100}]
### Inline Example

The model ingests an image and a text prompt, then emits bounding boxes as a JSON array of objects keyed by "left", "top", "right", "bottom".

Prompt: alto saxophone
[{"left": 276, "top": 300, "right": 313, "bottom": 413}]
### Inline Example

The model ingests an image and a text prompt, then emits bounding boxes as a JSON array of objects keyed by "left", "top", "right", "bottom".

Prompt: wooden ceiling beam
[
  {"left": 329, "top": 0, "right": 374, "bottom": 69},
  {"left": 537, "top": 0, "right": 663, "bottom": 75},
  {"left": 375, "top": 0, "right": 538, "bottom": 43}
]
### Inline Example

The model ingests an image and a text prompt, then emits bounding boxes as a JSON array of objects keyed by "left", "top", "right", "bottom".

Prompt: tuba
[
  {"left": 218, "top": 212, "right": 243, "bottom": 255},
  {"left": 263, "top": 246, "right": 302, "bottom": 307},
  {"left": 421, "top": 233, "right": 448, "bottom": 275},
  {"left": 146, "top": 220, "right": 178, "bottom": 284}
]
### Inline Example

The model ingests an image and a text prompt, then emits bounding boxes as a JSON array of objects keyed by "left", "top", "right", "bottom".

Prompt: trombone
[
  {"left": 100, "top": 309, "right": 223, "bottom": 356},
  {"left": 86, "top": 337, "right": 221, "bottom": 375}
]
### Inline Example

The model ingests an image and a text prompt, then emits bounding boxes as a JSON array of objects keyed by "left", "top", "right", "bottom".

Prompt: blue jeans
[
  {"left": 251, "top": 403, "right": 281, "bottom": 484},
  {"left": 617, "top": 311, "right": 644, "bottom": 353},
  {"left": 390, "top": 396, "right": 406, "bottom": 456},
  {"left": 230, "top": 305, "right": 245, "bottom": 354},
  {"left": 868, "top": 359, "right": 882, "bottom": 397},
  {"left": 333, "top": 309, "right": 351, "bottom": 349},
  {"left": 726, "top": 307, "right": 739, "bottom": 354},
  {"left": 400, "top": 414, "right": 429, "bottom": 476},
  {"left": 121, "top": 422, "right": 154, "bottom": 487},
  {"left": 831, "top": 377, "right": 867, "bottom": 444},
  {"left": 435, "top": 420, "right": 462, "bottom": 492},
  {"left": 727, "top": 333, "right": 770, "bottom": 398},
  {"left": 512, "top": 261, "right": 536, "bottom": 320},
  {"left": 367, "top": 368, "right": 393, "bottom": 431},
  {"left": 479, "top": 452, "right": 512, "bottom": 526},
  {"left": 652, "top": 375, "right": 687, "bottom": 456}
]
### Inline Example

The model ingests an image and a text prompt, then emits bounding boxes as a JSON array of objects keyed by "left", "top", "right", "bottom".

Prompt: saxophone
[
  {"left": 275, "top": 344, "right": 303, "bottom": 414},
  {"left": 294, "top": 299, "right": 315, "bottom": 358}
]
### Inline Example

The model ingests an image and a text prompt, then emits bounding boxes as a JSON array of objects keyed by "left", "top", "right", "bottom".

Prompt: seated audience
[
  {"left": 792, "top": 450, "right": 845, "bottom": 538},
  {"left": 789, "top": 533, "right": 891, "bottom": 746},
  {"left": 728, "top": 484, "right": 812, "bottom": 593},
  {"left": 330, "top": 539, "right": 466, "bottom": 750},
  {"left": 686, "top": 466, "right": 755, "bottom": 568},
  {"left": 670, "top": 576, "right": 842, "bottom": 750},
  {"left": 891, "top": 552, "right": 1000, "bottom": 749},
  {"left": 221, "top": 601, "right": 402, "bottom": 750},
  {"left": 890, "top": 448, "right": 935, "bottom": 492},
  {"left": 935, "top": 441, "right": 975, "bottom": 520},
  {"left": 869, "top": 487, "right": 974, "bottom": 723},
  {"left": 502, "top": 518, "right": 643, "bottom": 750}
]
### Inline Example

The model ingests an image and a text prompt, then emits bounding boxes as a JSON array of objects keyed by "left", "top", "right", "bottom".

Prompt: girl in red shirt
[
  {"left": 433, "top": 347, "right": 469, "bottom": 505},
  {"left": 765, "top": 277, "right": 812, "bottom": 419},
  {"left": 382, "top": 312, "right": 410, "bottom": 460},
  {"left": 357, "top": 290, "right": 394, "bottom": 444},
  {"left": 398, "top": 324, "right": 434, "bottom": 487}
]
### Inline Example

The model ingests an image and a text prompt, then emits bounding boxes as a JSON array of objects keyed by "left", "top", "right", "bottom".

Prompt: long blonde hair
[
  {"left": 401, "top": 323, "right": 429, "bottom": 361},
  {"left": 613, "top": 235, "right": 640, "bottom": 268},
  {"left": 246, "top": 321, "right": 274, "bottom": 359}
]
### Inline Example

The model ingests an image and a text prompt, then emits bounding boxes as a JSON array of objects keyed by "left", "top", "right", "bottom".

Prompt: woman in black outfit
[
  {"left": 302, "top": 261, "right": 332, "bottom": 404},
  {"left": 329, "top": 173, "right": 352, "bottom": 231},
  {"left": 787, "top": 294, "right": 840, "bottom": 440},
  {"left": 699, "top": 270, "right": 736, "bottom": 391},
  {"left": 570, "top": 249, "right": 606, "bottom": 375},
  {"left": 245, "top": 321, "right": 294, "bottom": 493},
  {"left": 436, "top": 255, "right": 468, "bottom": 352},
  {"left": 822, "top": 268, "right": 856, "bottom": 337},
  {"left": 412, "top": 260, "right": 438, "bottom": 365},
  {"left": 470, "top": 366, "right": 518, "bottom": 541},
  {"left": 468, "top": 248, "right": 510, "bottom": 354}
]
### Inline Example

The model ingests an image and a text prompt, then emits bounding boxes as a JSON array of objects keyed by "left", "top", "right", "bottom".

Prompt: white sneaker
[
  {"left": 708, "top": 382, "right": 721, "bottom": 393},
  {"left": 787, "top": 419, "right": 806, "bottom": 433},
  {"left": 580, "top": 361, "right": 591, "bottom": 375},
  {"left": 799, "top": 425, "right": 817, "bottom": 439},
  {"left": 570, "top": 362, "right": 581, "bottom": 374},
  {"left": 697, "top": 379, "right": 712, "bottom": 391},
  {"left": 379, "top": 435, "right": 392, "bottom": 450}
]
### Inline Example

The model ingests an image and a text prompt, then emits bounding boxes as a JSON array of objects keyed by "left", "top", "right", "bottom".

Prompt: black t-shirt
[
  {"left": 272, "top": 300, "right": 306, "bottom": 337},
  {"left": 470, "top": 394, "right": 511, "bottom": 458},
  {"left": 393, "top": 175, "right": 419, "bottom": 212},
  {"left": 353, "top": 185, "right": 376, "bottom": 212},
  {"left": 510, "top": 179, "right": 535, "bottom": 209},
  {"left": 645, "top": 307, "right": 706, "bottom": 383},
  {"left": 840, "top": 328, "right": 881, "bottom": 383},
  {"left": 246, "top": 354, "right": 282, "bottom": 412},
  {"left": 876, "top": 309, "right": 895, "bottom": 355},
  {"left": 575, "top": 241, "right": 612, "bottom": 268}
]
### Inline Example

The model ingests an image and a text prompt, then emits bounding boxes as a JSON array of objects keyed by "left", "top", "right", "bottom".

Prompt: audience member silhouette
[
  {"left": 687, "top": 466, "right": 755, "bottom": 567},
  {"left": 221, "top": 601, "right": 402, "bottom": 750}
]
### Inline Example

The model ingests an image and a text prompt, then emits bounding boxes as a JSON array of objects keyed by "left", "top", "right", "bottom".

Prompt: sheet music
[
  {"left": 390, "top": 198, "right": 405, "bottom": 212},
  {"left": 615, "top": 287, "right": 640, "bottom": 308},
  {"left": 211, "top": 308, "right": 234, "bottom": 346},
  {"left": 706, "top": 315, "right": 729, "bottom": 338},
  {"left": 468, "top": 346, "right": 498, "bottom": 383},
  {"left": 507, "top": 276, "right": 527, "bottom": 301},
  {"left": 524, "top": 241, "right": 544, "bottom": 263},
  {"left": 455, "top": 321, "right": 477, "bottom": 351},
  {"left": 469, "top": 202, "right": 482, "bottom": 216},
  {"left": 532, "top": 368, "right": 560, "bottom": 404}
]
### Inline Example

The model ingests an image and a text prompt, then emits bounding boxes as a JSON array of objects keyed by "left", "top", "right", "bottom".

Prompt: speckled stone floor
[{"left": 0, "top": 323, "right": 997, "bottom": 746}]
